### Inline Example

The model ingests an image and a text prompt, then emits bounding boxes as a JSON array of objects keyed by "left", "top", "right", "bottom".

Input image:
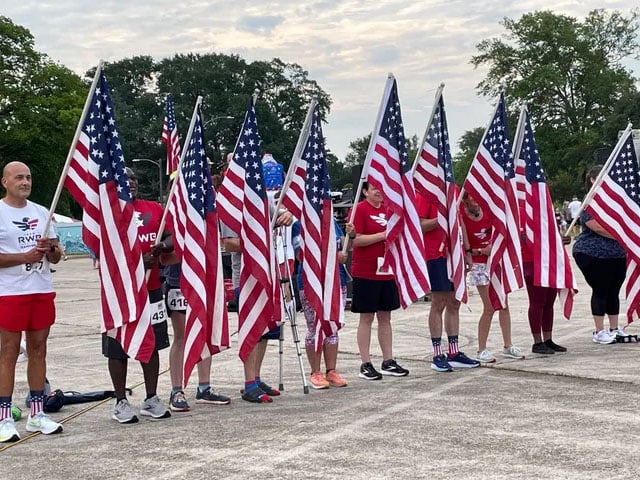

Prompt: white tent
[{"left": 53, "top": 213, "right": 76, "bottom": 223}]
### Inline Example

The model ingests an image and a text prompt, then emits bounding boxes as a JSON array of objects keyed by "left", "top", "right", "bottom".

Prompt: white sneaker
[
  {"left": 592, "top": 330, "right": 616, "bottom": 345},
  {"left": 112, "top": 399, "right": 139, "bottom": 424},
  {"left": 611, "top": 327, "right": 628, "bottom": 338},
  {"left": 502, "top": 345, "right": 525, "bottom": 359},
  {"left": 140, "top": 395, "right": 171, "bottom": 419},
  {"left": 25, "top": 411, "right": 63, "bottom": 435},
  {"left": 475, "top": 349, "right": 496, "bottom": 363},
  {"left": 0, "top": 417, "right": 20, "bottom": 443}
]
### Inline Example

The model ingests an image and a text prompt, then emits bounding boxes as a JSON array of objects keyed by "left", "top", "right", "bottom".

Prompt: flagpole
[
  {"left": 511, "top": 104, "right": 528, "bottom": 163},
  {"left": 564, "top": 123, "right": 634, "bottom": 237},
  {"left": 341, "top": 73, "right": 395, "bottom": 255},
  {"left": 43, "top": 60, "right": 104, "bottom": 236},
  {"left": 154, "top": 95, "right": 203, "bottom": 244},
  {"left": 270, "top": 97, "right": 317, "bottom": 228},
  {"left": 410, "top": 83, "right": 445, "bottom": 175}
]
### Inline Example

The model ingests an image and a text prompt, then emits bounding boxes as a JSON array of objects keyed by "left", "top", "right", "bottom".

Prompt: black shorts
[
  {"left": 102, "top": 289, "right": 170, "bottom": 360},
  {"left": 427, "top": 257, "right": 454, "bottom": 292},
  {"left": 350, "top": 277, "right": 400, "bottom": 313}
]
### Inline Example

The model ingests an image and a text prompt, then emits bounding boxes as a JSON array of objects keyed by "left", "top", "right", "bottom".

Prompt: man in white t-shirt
[
  {"left": 568, "top": 196, "right": 582, "bottom": 221},
  {"left": 0, "top": 161, "right": 63, "bottom": 443}
]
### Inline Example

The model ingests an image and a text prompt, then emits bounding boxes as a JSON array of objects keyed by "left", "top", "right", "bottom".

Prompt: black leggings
[{"left": 573, "top": 252, "right": 626, "bottom": 316}]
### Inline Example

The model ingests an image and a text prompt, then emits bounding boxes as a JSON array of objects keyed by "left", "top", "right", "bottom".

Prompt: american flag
[
  {"left": 585, "top": 129, "right": 640, "bottom": 323},
  {"left": 281, "top": 104, "right": 342, "bottom": 352},
  {"left": 217, "top": 97, "right": 281, "bottom": 361},
  {"left": 161, "top": 94, "right": 181, "bottom": 177},
  {"left": 514, "top": 108, "right": 577, "bottom": 319},
  {"left": 168, "top": 104, "right": 229, "bottom": 386},
  {"left": 463, "top": 93, "right": 523, "bottom": 310},
  {"left": 366, "top": 77, "right": 430, "bottom": 308},
  {"left": 414, "top": 93, "right": 465, "bottom": 303},
  {"left": 63, "top": 72, "right": 154, "bottom": 362}
]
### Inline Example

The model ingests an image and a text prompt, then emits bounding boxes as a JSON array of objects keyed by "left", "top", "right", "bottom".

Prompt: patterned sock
[
  {"left": 0, "top": 397, "right": 11, "bottom": 421},
  {"left": 198, "top": 382, "right": 210, "bottom": 393},
  {"left": 432, "top": 337, "right": 442, "bottom": 358},
  {"left": 448, "top": 335, "right": 460, "bottom": 356},
  {"left": 29, "top": 390, "right": 44, "bottom": 417}
]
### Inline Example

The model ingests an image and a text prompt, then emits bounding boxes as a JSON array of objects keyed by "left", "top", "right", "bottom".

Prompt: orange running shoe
[
  {"left": 326, "top": 369, "right": 348, "bottom": 387},
  {"left": 309, "top": 371, "right": 330, "bottom": 389}
]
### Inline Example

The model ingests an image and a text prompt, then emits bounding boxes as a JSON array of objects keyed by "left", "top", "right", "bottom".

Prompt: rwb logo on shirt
[
  {"left": 13, "top": 217, "right": 38, "bottom": 232},
  {"left": 370, "top": 213, "right": 387, "bottom": 227}
]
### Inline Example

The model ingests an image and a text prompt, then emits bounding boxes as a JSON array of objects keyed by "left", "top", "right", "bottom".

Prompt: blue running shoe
[
  {"left": 448, "top": 351, "right": 480, "bottom": 369},
  {"left": 430, "top": 354, "right": 453, "bottom": 372}
]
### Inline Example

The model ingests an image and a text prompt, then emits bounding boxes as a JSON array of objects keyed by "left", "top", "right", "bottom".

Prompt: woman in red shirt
[
  {"left": 347, "top": 182, "right": 408, "bottom": 380},
  {"left": 460, "top": 192, "right": 524, "bottom": 363}
]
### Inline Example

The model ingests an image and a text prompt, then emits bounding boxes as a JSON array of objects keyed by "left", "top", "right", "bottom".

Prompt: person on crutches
[{"left": 221, "top": 209, "right": 293, "bottom": 404}]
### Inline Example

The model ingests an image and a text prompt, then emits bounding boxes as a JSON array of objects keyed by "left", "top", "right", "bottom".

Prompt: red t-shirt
[
  {"left": 351, "top": 200, "right": 391, "bottom": 280},
  {"left": 132, "top": 199, "right": 164, "bottom": 291},
  {"left": 460, "top": 205, "right": 492, "bottom": 264},
  {"left": 415, "top": 193, "right": 446, "bottom": 260}
]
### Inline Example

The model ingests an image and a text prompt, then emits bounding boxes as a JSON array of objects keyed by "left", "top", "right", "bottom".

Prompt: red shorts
[
  {"left": 279, "top": 259, "right": 295, "bottom": 278},
  {"left": 0, "top": 292, "right": 56, "bottom": 332}
]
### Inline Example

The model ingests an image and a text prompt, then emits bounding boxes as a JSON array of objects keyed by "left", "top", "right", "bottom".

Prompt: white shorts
[{"left": 467, "top": 263, "right": 490, "bottom": 287}]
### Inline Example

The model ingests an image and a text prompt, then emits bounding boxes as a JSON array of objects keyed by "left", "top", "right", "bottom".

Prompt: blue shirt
[{"left": 573, "top": 211, "right": 626, "bottom": 259}]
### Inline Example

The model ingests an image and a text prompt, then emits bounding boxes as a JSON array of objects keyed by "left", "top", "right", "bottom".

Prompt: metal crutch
[{"left": 273, "top": 224, "right": 309, "bottom": 394}]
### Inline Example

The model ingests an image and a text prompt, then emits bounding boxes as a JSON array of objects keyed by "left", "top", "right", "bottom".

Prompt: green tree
[
  {"left": 471, "top": 9, "right": 640, "bottom": 197},
  {"left": 344, "top": 134, "right": 371, "bottom": 168},
  {"left": 472, "top": 9, "right": 639, "bottom": 135},
  {"left": 0, "top": 17, "right": 86, "bottom": 213},
  {"left": 452, "top": 127, "right": 485, "bottom": 184}
]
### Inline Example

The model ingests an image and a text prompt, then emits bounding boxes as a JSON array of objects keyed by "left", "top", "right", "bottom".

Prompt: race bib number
[
  {"left": 22, "top": 261, "right": 45, "bottom": 275},
  {"left": 150, "top": 298, "right": 168, "bottom": 325},
  {"left": 167, "top": 289, "right": 188, "bottom": 311},
  {"left": 376, "top": 257, "right": 393, "bottom": 275}
]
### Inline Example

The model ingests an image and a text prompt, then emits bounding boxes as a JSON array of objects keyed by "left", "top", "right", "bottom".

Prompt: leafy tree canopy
[
  {"left": 468, "top": 9, "right": 640, "bottom": 198},
  {"left": 0, "top": 16, "right": 86, "bottom": 213}
]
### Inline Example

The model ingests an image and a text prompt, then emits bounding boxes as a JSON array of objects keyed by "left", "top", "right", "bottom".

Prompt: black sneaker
[
  {"left": 544, "top": 339, "right": 567, "bottom": 353},
  {"left": 380, "top": 358, "right": 409, "bottom": 377},
  {"left": 195, "top": 387, "right": 231, "bottom": 405},
  {"left": 532, "top": 342, "right": 555, "bottom": 354},
  {"left": 358, "top": 362, "right": 382, "bottom": 380}
]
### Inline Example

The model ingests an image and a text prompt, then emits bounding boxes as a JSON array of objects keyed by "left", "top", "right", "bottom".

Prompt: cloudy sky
[{"left": 3, "top": 1, "right": 639, "bottom": 160}]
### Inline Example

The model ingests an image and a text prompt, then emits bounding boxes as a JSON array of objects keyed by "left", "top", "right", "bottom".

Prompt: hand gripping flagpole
[
  {"left": 43, "top": 60, "right": 105, "bottom": 237},
  {"left": 411, "top": 83, "right": 445, "bottom": 176},
  {"left": 271, "top": 97, "right": 317, "bottom": 229},
  {"left": 564, "top": 123, "right": 634, "bottom": 237},
  {"left": 341, "top": 73, "right": 395, "bottom": 255}
]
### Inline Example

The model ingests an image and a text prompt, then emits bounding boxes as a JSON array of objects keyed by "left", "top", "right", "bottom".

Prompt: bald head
[
  {"left": 3, "top": 161, "right": 29, "bottom": 178},
  {"left": 2, "top": 161, "right": 32, "bottom": 207}
]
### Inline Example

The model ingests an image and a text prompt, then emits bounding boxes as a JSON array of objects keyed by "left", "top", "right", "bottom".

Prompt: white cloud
[{"left": 2, "top": 0, "right": 638, "bottom": 162}]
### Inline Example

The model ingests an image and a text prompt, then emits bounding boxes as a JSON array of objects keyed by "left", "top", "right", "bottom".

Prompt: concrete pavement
[{"left": 1, "top": 252, "right": 640, "bottom": 479}]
